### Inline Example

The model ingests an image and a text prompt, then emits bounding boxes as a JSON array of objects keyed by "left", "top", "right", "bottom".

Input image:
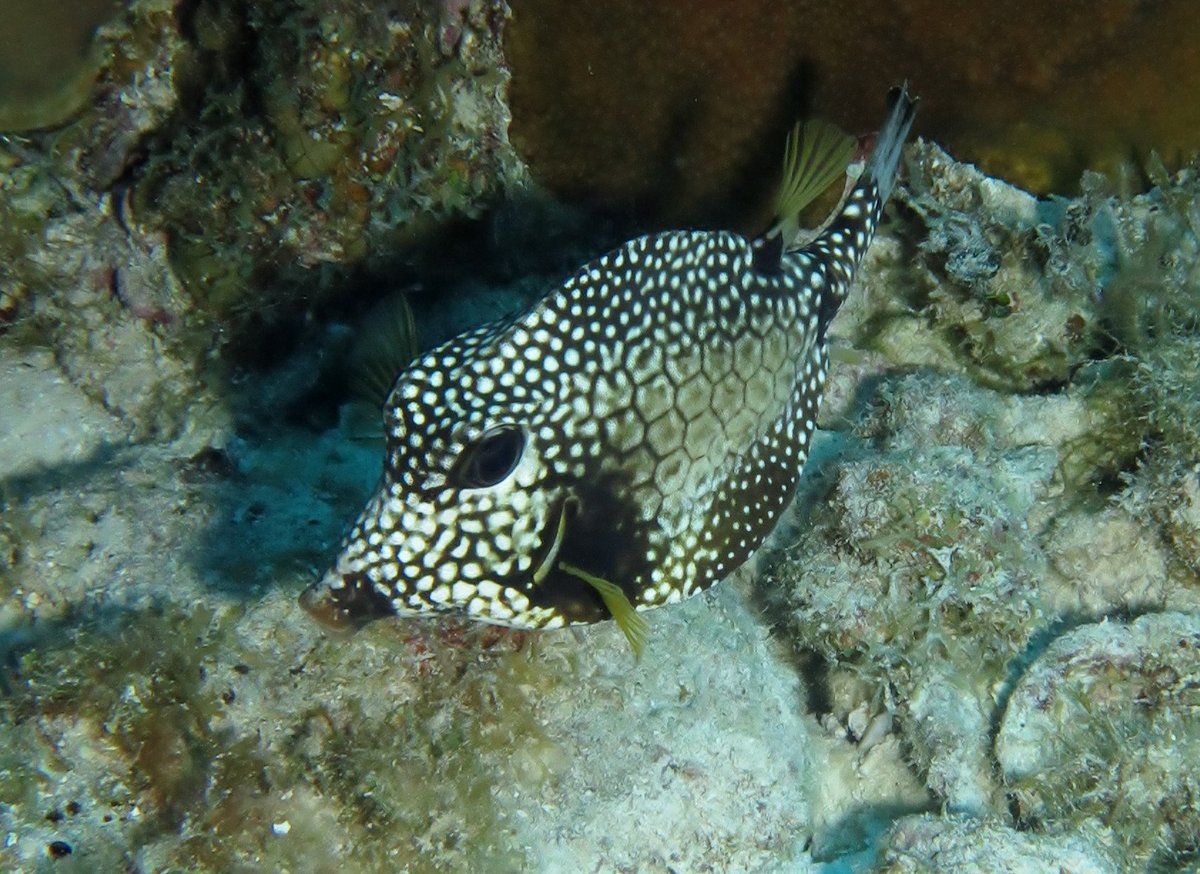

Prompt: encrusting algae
[{"left": 302, "top": 88, "right": 916, "bottom": 656}]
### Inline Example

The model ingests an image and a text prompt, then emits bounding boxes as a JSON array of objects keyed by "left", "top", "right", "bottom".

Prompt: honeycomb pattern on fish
[{"left": 302, "top": 87, "right": 917, "bottom": 635}]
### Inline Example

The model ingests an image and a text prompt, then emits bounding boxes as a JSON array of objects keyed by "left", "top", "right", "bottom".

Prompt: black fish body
[{"left": 302, "top": 88, "right": 917, "bottom": 646}]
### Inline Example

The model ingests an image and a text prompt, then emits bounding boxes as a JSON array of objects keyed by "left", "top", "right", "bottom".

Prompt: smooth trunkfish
[{"left": 302, "top": 86, "right": 919, "bottom": 657}]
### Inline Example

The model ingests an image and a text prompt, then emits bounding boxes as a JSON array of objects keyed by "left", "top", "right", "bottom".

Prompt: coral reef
[
  {"left": 768, "top": 370, "right": 1055, "bottom": 814},
  {"left": 144, "top": 0, "right": 525, "bottom": 300},
  {"left": 2, "top": 0, "right": 525, "bottom": 442},
  {"left": 761, "top": 134, "right": 1200, "bottom": 865},
  {"left": 2, "top": 2, "right": 1200, "bottom": 870}
]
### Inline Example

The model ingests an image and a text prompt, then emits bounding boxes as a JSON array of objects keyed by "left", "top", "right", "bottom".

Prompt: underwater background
[{"left": 1, "top": 0, "right": 1199, "bottom": 871}]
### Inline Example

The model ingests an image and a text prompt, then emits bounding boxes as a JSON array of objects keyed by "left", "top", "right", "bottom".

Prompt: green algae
[
  {"left": 257, "top": 626, "right": 558, "bottom": 873},
  {"left": 0, "top": 589, "right": 571, "bottom": 870},
  {"left": 0, "top": 604, "right": 262, "bottom": 870},
  {"left": 4, "top": 606, "right": 235, "bottom": 825}
]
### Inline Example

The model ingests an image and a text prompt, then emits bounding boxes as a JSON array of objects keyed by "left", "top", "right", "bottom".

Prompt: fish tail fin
[
  {"left": 805, "top": 84, "right": 918, "bottom": 338},
  {"left": 865, "top": 83, "right": 918, "bottom": 204}
]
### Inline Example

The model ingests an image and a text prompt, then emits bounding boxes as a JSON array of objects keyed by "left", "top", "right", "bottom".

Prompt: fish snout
[{"left": 299, "top": 564, "right": 393, "bottom": 630}]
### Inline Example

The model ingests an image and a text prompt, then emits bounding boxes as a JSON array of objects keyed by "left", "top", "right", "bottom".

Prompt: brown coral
[{"left": 507, "top": 0, "right": 1200, "bottom": 224}]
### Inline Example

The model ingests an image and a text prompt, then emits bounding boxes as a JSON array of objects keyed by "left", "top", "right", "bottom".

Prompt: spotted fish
[{"left": 302, "top": 87, "right": 917, "bottom": 655}]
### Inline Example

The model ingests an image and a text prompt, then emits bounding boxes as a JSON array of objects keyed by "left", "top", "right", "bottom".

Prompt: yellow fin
[
  {"left": 560, "top": 562, "right": 649, "bottom": 660},
  {"left": 774, "top": 119, "right": 856, "bottom": 244}
]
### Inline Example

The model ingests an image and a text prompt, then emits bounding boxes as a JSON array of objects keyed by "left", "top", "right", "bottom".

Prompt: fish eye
[{"left": 452, "top": 424, "right": 526, "bottom": 488}]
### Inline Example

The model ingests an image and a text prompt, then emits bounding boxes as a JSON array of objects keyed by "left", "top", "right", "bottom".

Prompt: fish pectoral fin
[
  {"left": 532, "top": 502, "right": 649, "bottom": 659},
  {"left": 560, "top": 562, "right": 649, "bottom": 661}
]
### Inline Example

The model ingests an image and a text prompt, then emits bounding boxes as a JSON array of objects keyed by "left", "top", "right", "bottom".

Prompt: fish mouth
[
  {"left": 530, "top": 498, "right": 571, "bottom": 587},
  {"left": 299, "top": 566, "right": 391, "bottom": 630},
  {"left": 299, "top": 571, "right": 358, "bottom": 630}
]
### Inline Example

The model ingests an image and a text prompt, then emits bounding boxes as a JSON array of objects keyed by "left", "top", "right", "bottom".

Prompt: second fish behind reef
[{"left": 302, "top": 86, "right": 919, "bottom": 657}]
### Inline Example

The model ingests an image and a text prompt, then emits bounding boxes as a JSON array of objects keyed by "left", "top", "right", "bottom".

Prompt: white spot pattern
[{"left": 305, "top": 92, "right": 915, "bottom": 633}]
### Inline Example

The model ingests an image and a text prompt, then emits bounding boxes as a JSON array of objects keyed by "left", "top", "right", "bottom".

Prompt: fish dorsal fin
[
  {"left": 560, "top": 562, "right": 649, "bottom": 661},
  {"left": 350, "top": 292, "right": 419, "bottom": 410},
  {"left": 771, "top": 118, "right": 856, "bottom": 248}
]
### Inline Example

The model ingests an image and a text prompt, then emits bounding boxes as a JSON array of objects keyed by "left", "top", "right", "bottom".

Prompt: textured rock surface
[
  {"left": 874, "top": 813, "right": 1120, "bottom": 874},
  {"left": 996, "top": 613, "right": 1200, "bottom": 869},
  {"left": 507, "top": 0, "right": 1200, "bottom": 218}
]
